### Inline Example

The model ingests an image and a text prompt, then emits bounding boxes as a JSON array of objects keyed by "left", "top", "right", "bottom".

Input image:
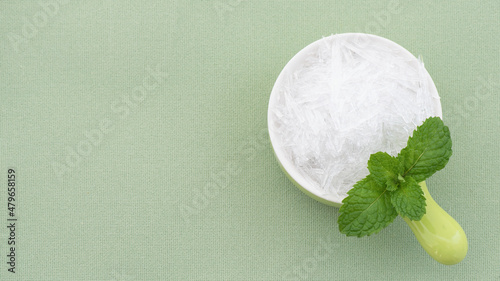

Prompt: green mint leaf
[
  {"left": 390, "top": 177, "right": 426, "bottom": 220},
  {"left": 367, "top": 152, "right": 402, "bottom": 191},
  {"left": 398, "top": 117, "right": 452, "bottom": 182},
  {"left": 338, "top": 175, "right": 398, "bottom": 237},
  {"left": 386, "top": 179, "right": 399, "bottom": 192}
]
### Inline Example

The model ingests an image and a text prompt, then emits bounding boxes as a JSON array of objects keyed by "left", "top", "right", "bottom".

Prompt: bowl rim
[{"left": 267, "top": 33, "right": 442, "bottom": 206}]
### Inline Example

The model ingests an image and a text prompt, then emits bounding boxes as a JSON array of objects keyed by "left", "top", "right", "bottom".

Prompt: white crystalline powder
[{"left": 271, "top": 35, "right": 440, "bottom": 201}]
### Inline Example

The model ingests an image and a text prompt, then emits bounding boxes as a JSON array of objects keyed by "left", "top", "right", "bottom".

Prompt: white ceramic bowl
[{"left": 267, "top": 33, "right": 442, "bottom": 207}]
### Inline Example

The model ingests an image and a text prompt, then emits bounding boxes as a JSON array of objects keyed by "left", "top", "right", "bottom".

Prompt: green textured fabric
[{"left": 1, "top": 1, "right": 499, "bottom": 280}]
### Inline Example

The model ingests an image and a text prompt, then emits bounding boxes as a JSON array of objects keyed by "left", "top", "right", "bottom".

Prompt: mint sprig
[{"left": 338, "top": 117, "right": 452, "bottom": 237}]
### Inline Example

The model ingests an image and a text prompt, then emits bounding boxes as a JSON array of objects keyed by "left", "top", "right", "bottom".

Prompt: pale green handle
[{"left": 403, "top": 181, "right": 468, "bottom": 265}]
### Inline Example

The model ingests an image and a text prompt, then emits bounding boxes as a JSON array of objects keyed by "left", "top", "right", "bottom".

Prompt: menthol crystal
[{"left": 271, "top": 35, "right": 440, "bottom": 202}]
